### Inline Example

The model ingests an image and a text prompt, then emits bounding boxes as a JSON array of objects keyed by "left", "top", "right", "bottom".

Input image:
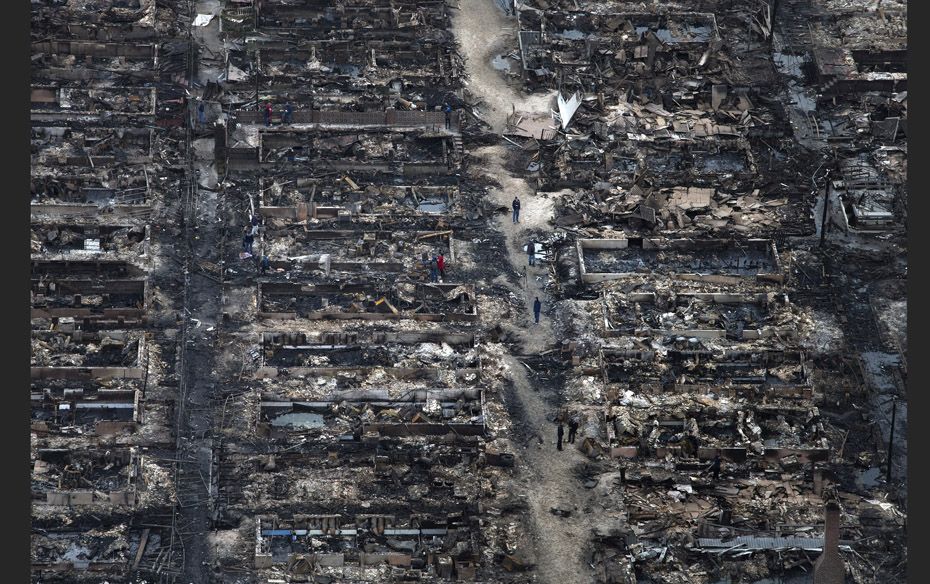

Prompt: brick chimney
[{"left": 813, "top": 501, "right": 845, "bottom": 584}]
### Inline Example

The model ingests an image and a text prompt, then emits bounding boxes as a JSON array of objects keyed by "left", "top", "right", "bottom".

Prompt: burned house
[{"left": 29, "top": 0, "right": 905, "bottom": 581}]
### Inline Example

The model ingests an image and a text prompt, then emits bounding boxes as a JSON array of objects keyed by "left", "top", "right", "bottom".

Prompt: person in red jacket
[{"left": 437, "top": 252, "right": 446, "bottom": 281}]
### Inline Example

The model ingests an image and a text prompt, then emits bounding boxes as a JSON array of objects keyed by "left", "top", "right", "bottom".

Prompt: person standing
[
  {"left": 533, "top": 296, "right": 541, "bottom": 324},
  {"left": 243, "top": 230, "right": 254, "bottom": 254},
  {"left": 197, "top": 102, "right": 206, "bottom": 126},
  {"left": 430, "top": 256, "right": 439, "bottom": 283},
  {"left": 527, "top": 239, "right": 536, "bottom": 266},
  {"left": 264, "top": 102, "right": 273, "bottom": 126},
  {"left": 260, "top": 255, "right": 271, "bottom": 274},
  {"left": 443, "top": 103, "right": 452, "bottom": 129},
  {"left": 556, "top": 422, "right": 564, "bottom": 451},
  {"left": 283, "top": 103, "right": 293, "bottom": 124},
  {"left": 512, "top": 196, "right": 521, "bottom": 223},
  {"left": 706, "top": 454, "right": 722, "bottom": 480},
  {"left": 568, "top": 418, "right": 578, "bottom": 444},
  {"left": 437, "top": 252, "right": 446, "bottom": 280}
]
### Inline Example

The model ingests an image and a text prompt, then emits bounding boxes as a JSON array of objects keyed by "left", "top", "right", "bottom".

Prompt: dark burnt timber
[{"left": 30, "top": 0, "right": 905, "bottom": 582}]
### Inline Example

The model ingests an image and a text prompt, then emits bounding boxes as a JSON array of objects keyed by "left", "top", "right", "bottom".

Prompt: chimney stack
[{"left": 813, "top": 501, "right": 845, "bottom": 584}]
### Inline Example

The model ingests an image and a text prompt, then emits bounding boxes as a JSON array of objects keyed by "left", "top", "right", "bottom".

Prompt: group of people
[
  {"left": 555, "top": 416, "right": 580, "bottom": 451},
  {"left": 242, "top": 215, "right": 276, "bottom": 274},
  {"left": 264, "top": 102, "right": 294, "bottom": 126},
  {"left": 512, "top": 196, "right": 546, "bottom": 325},
  {"left": 422, "top": 251, "right": 447, "bottom": 283}
]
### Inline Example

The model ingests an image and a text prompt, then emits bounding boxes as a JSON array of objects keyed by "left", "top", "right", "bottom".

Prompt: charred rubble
[{"left": 29, "top": 0, "right": 905, "bottom": 582}]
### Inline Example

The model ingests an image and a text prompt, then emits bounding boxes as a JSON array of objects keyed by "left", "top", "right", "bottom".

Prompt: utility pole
[{"left": 886, "top": 395, "right": 897, "bottom": 483}]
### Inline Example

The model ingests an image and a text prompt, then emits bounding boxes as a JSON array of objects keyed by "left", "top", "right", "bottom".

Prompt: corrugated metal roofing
[{"left": 697, "top": 536, "right": 823, "bottom": 550}]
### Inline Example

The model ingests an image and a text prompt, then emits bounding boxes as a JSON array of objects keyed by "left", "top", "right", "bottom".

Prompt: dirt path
[
  {"left": 451, "top": 0, "right": 555, "bottom": 132},
  {"left": 501, "top": 351, "right": 597, "bottom": 583},
  {"left": 453, "top": 3, "right": 595, "bottom": 581},
  {"left": 473, "top": 144, "right": 553, "bottom": 353},
  {"left": 471, "top": 145, "right": 595, "bottom": 582}
]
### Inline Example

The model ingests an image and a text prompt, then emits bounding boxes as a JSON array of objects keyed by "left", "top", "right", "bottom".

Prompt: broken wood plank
[
  {"left": 416, "top": 230, "right": 452, "bottom": 240},
  {"left": 132, "top": 528, "right": 151, "bottom": 570}
]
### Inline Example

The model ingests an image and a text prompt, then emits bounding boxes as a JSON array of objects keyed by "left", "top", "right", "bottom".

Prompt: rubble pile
[
  {"left": 496, "top": 0, "right": 907, "bottom": 581},
  {"left": 29, "top": 0, "right": 905, "bottom": 581}
]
